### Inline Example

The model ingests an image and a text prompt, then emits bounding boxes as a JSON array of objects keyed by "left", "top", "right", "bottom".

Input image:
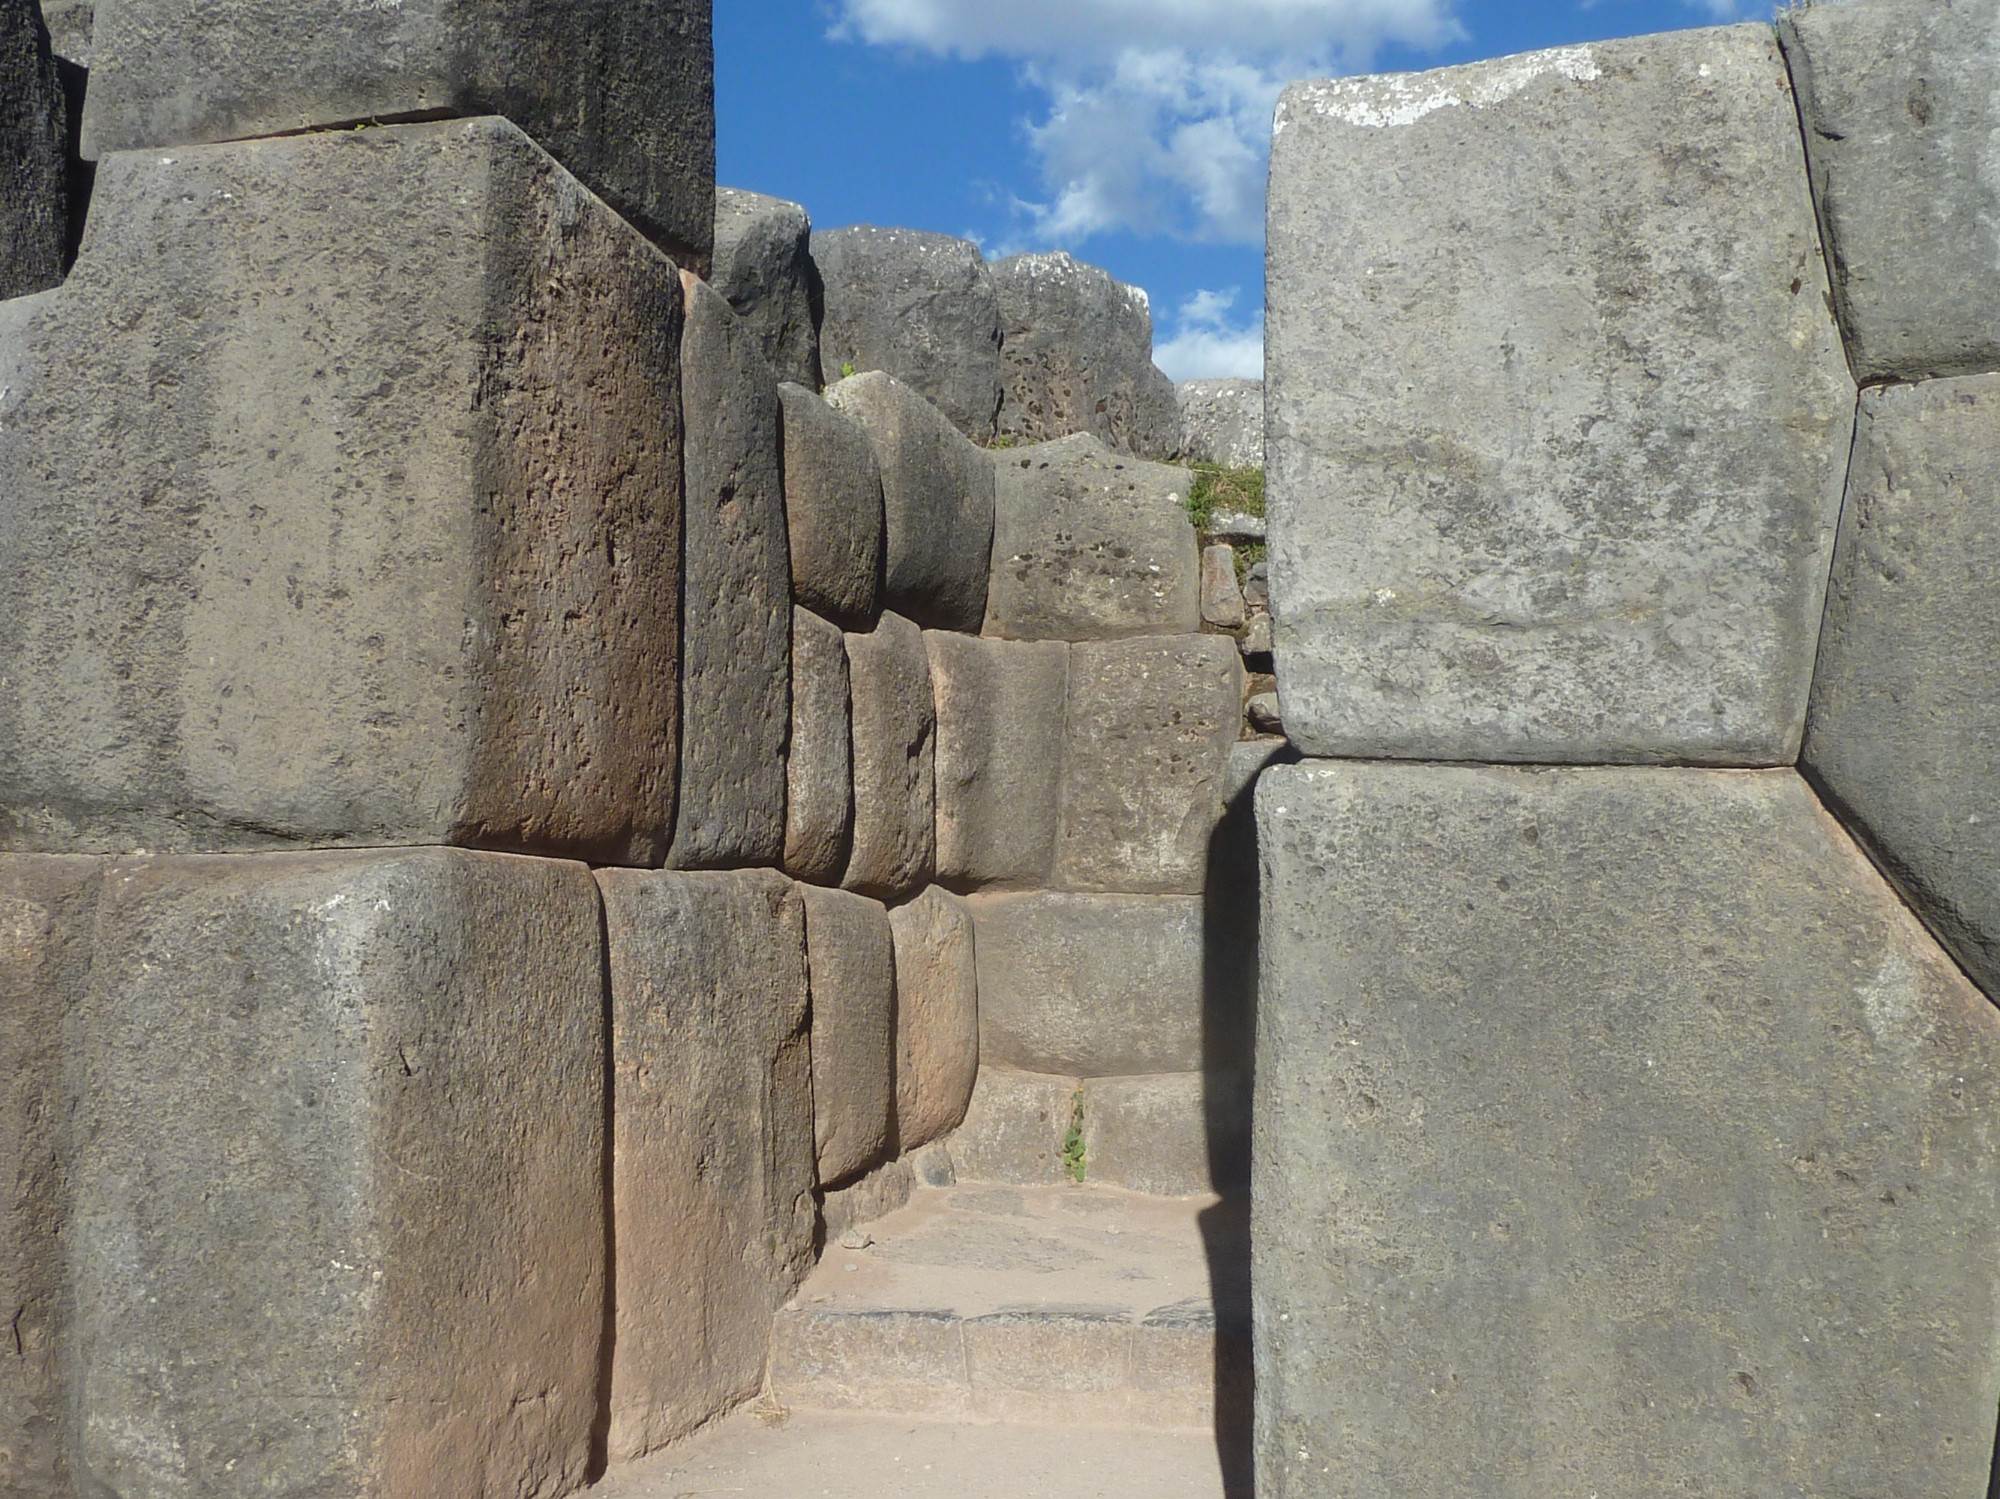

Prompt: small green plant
[
  {"left": 1186, "top": 463, "right": 1266, "bottom": 533},
  {"left": 839, "top": 361, "right": 857, "bottom": 380},
  {"left": 1235, "top": 540, "right": 1267, "bottom": 588},
  {"left": 985, "top": 433, "right": 1019, "bottom": 450},
  {"left": 1060, "top": 1090, "right": 1087, "bottom": 1183}
]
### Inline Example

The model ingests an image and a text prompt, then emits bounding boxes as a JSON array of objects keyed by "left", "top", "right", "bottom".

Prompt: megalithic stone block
[
  {"left": 1781, "top": 0, "right": 2000, "bottom": 382},
  {"left": 669, "top": 272, "right": 791, "bottom": 871},
  {"left": 596, "top": 867, "right": 816, "bottom": 1461},
  {"left": 0, "top": 855, "right": 100, "bottom": 1499},
  {"left": 842, "top": 612, "right": 937, "bottom": 900},
  {"left": 1, "top": 0, "right": 66, "bottom": 301},
  {"left": 1178, "top": 378, "right": 1264, "bottom": 469},
  {"left": 779, "top": 382, "right": 885, "bottom": 627},
  {"left": 1255, "top": 762, "right": 2000, "bottom": 1499},
  {"left": 79, "top": 0, "right": 716, "bottom": 267},
  {"left": 785, "top": 607, "right": 855, "bottom": 887},
  {"left": 714, "top": 188, "right": 822, "bottom": 389},
  {"left": 889, "top": 885, "right": 980, "bottom": 1153},
  {"left": 1805, "top": 375, "right": 2000, "bottom": 1001},
  {"left": 802, "top": 884, "right": 896, "bottom": 1187},
  {"left": 0, "top": 120, "right": 684, "bottom": 864},
  {"left": 70, "top": 849, "right": 607, "bottom": 1498},
  {"left": 1267, "top": 28, "right": 1853, "bottom": 766}
]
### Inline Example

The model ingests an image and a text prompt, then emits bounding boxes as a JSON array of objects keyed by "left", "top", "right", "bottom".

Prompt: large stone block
[
  {"left": 1083, "top": 1072, "right": 1247, "bottom": 1198},
  {"left": 0, "top": 855, "right": 99, "bottom": 1498},
  {"left": 803, "top": 885, "right": 896, "bottom": 1188},
  {"left": 1805, "top": 375, "right": 2000, "bottom": 1001},
  {"left": 0, "top": 121, "right": 684, "bottom": 864},
  {"left": 779, "top": 382, "right": 884, "bottom": 627},
  {"left": 80, "top": 0, "right": 715, "bottom": 266},
  {"left": 1, "top": 0, "right": 66, "bottom": 301},
  {"left": 841, "top": 612, "right": 937, "bottom": 900},
  {"left": 813, "top": 226, "right": 1003, "bottom": 442},
  {"left": 669, "top": 273, "right": 791, "bottom": 871},
  {"left": 1178, "top": 378, "right": 1263, "bottom": 468},
  {"left": 826, "top": 371, "right": 995, "bottom": 633},
  {"left": 714, "top": 188, "right": 821, "bottom": 389},
  {"left": 71, "top": 849, "right": 606, "bottom": 1497},
  {"left": 1057, "top": 635, "right": 1243, "bottom": 895},
  {"left": 985, "top": 434, "right": 1202, "bottom": 642},
  {"left": 992, "top": 252, "right": 1180, "bottom": 459},
  {"left": 888, "top": 886, "right": 980, "bottom": 1153},
  {"left": 971, "top": 892, "right": 1205, "bottom": 1078},
  {"left": 597, "top": 867, "right": 816, "bottom": 1460},
  {"left": 1267, "top": 30, "right": 1853, "bottom": 766},
  {"left": 785, "top": 608, "right": 854, "bottom": 887},
  {"left": 946, "top": 1067, "right": 1078, "bottom": 1187},
  {"left": 1781, "top": 0, "right": 2000, "bottom": 382},
  {"left": 1255, "top": 762, "right": 2000, "bottom": 1499},
  {"left": 925, "top": 632, "right": 1067, "bottom": 890}
]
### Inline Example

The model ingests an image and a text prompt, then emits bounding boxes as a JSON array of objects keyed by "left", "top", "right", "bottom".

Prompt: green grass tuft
[
  {"left": 1061, "top": 1090, "right": 1087, "bottom": 1184},
  {"left": 1187, "top": 464, "right": 1265, "bottom": 532}
]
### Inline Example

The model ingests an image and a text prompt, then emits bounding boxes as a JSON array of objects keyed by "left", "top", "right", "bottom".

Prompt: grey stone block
[
  {"left": 971, "top": 892, "right": 1205, "bottom": 1077},
  {"left": 1267, "top": 29, "right": 1853, "bottom": 766},
  {"left": 1201, "top": 544, "right": 1245, "bottom": 629},
  {"left": 946, "top": 1068, "right": 1078, "bottom": 1186},
  {"left": 925, "top": 632, "right": 1068, "bottom": 890},
  {"left": 597, "top": 867, "right": 816, "bottom": 1460},
  {"left": 803, "top": 885, "right": 896, "bottom": 1187},
  {"left": 771, "top": 1307, "right": 971, "bottom": 1418},
  {"left": 1781, "top": 0, "right": 2000, "bottom": 381},
  {"left": 986, "top": 434, "right": 1203, "bottom": 642},
  {"left": 842, "top": 612, "right": 937, "bottom": 900},
  {"left": 72, "top": 849, "right": 606, "bottom": 1497},
  {"left": 1805, "top": 375, "right": 2000, "bottom": 1002},
  {"left": 0, "top": 855, "right": 99, "bottom": 1499},
  {"left": 992, "top": 251, "right": 1179, "bottom": 459},
  {"left": 1057, "top": 635, "right": 1243, "bottom": 894},
  {"left": 80, "top": 0, "right": 715, "bottom": 267},
  {"left": 1178, "top": 378, "right": 1263, "bottom": 468},
  {"left": 0, "top": 122, "right": 685, "bottom": 865},
  {"left": 826, "top": 371, "right": 996, "bottom": 633},
  {"left": 1083, "top": 1072, "right": 1247, "bottom": 1197},
  {"left": 779, "top": 382, "right": 885, "bottom": 627},
  {"left": 889, "top": 886, "right": 980, "bottom": 1153},
  {"left": 670, "top": 272, "right": 791, "bottom": 871},
  {"left": 2, "top": 0, "right": 66, "bottom": 301},
  {"left": 813, "top": 226, "right": 1003, "bottom": 442},
  {"left": 39, "top": 0, "right": 88, "bottom": 65},
  {"left": 786, "top": 608, "right": 855, "bottom": 887},
  {"left": 819, "top": 1155, "right": 916, "bottom": 1247},
  {"left": 964, "top": 1309, "right": 1135, "bottom": 1421},
  {"left": 1255, "top": 761, "right": 2000, "bottom": 1499},
  {"left": 714, "top": 187, "right": 821, "bottom": 389}
]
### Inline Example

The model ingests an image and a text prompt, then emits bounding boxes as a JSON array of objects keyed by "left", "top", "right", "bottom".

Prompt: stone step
[{"left": 770, "top": 1183, "right": 1248, "bottom": 1430}]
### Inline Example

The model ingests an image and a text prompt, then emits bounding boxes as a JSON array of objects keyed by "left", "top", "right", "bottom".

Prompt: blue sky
[{"left": 717, "top": 0, "right": 1781, "bottom": 380}]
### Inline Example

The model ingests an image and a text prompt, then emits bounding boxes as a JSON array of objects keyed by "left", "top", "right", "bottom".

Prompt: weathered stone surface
[
  {"left": 772, "top": 1307, "right": 971, "bottom": 1419},
  {"left": 80, "top": 0, "right": 715, "bottom": 266},
  {"left": 925, "top": 632, "right": 1068, "bottom": 890},
  {"left": 597, "top": 867, "right": 816, "bottom": 1460},
  {"left": 72, "top": 849, "right": 606, "bottom": 1497},
  {"left": 714, "top": 187, "right": 821, "bottom": 388},
  {"left": 820, "top": 1156, "right": 917, "bottom": 1248},
  {"left": 842, "top": 612, "right": 937, "bottom": 899},
  {"left": 826, "top": 371, "right": 995, "bottom": 632},
  {"left": 0, "top": 856, "right": 99, "bottom": 1498},
  {"left": 946, "top": 1068, "right": 1078, "bottom": 1186},
  {"left": 986, "top": 434, "right": 1202, "bottom": 642},
  {"left": 780, "top": 382, "right": 884, "bottom": 626},
  {"left": 1, "top": 0, "right": 66, "bottom": 301},
  {"left": 669, "top": 272, "right": 791, "bottom": 870},
  {"left": 813, "top": 226, "right": 1003, "bottom": 441},
  {"left": 1246, "top": 693, "right": 1282, "bottom": 736},
  {"left": 1083, "top": 1072, "right": 1247, "bottom": 1197},
  {"left": 0, "top": 122, "right": 684, "bottom": 864},
  {"left": 1178, "top": 378, "right": 1263, "bottom": 468},
  {"left": 1781, "top": 0, "right": 2000, "bottom": 382},
  {"left": 1255, "top": 762, "right": 2000, "bottom": 1499},
  {"left": 971, "top": 892, "right": 1205, "bottom": 1078},
  {"left": 39, "top": 0, "right": 88, "bottom": 64},
  {"left": 1057, "top": 635, "right": 1243, "bottom": 894},
  {"left": 889, "top": 886, "right": 980, "bottom": 1152},
  {"left": 1241, "top": 613, "right": 1274, "bottom": 658},
  {"left": 786, "top": 608, "right": 854, "bottom": 887},
  {"left": 1805, "top": 375, "right": 2000, "bottom": 1002},
  {"left": 1267, "top": 30, "right": 1853, "bottom": 765},
  {"left": 992, "top": 251, "right": 1180, "bottom": 459},
  {"left": 1201, "top": 544, "right": 1245, "bottom": 629},
  {"left": 803, "top": 885, "right": 896, "bottom": 1187}
]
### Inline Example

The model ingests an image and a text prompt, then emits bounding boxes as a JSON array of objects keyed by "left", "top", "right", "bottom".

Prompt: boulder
[
  {"left": 713, "top": 187, "right": 821, "bottom": 388},
  {"left": 1, "top": 0, "right": 66, "bottom": 301},
  {"left": 779, "top": 382, "right": 884, "bottom": 627},
  {"left": 946, "top": 1068, "right": 1079, "bottom": 1186},
  {"left": 785, "top": 608, "right": 854, "bottom": 887},
  {"left": 1255, "top": 761, "right": 2000, "bottom": 1499},
  {"left": 1781, "top": 0, "right": 2000, "bottom": 381},
  {"left": 925, "top": 632, "right": 1068, "bottom": 890},
  {"left": 1057, "top": 635, "right": 1243, "bottom": 895},
  {"left": 596, "top": 867, "right": 815, "bottom": 1460},
  {"left": 668, "top": 273, "right": 791, "bottom": 871},
  {"left": 1201, "top": 544, "right": 1245, "bottom": 629},
  {"left": 1267, "top": 29, "right": 1853, "bottom": 765},
  {"left": 0, "top": 122, "right": 684, "bottom": 865},
  {"left": 985, "top": 433, "right": 1202, "bottom": 642},
  {"left": 842, "top": 612, "right": 937, "bottom": 900},
  {"left": 889, "top": 886, "right": 980, "bottom": 1152},
  {"left": 813, "top": 225, "right": 1003, "bottom": 441},
  {"left": 802, "top": 885, "right": 896, "bottom": 1187},
  {"left": 826, "top": 371, "right": 995, "bottom": 632},
  {"left": 1805, "top": 374, "right": 2000, "bottom": 1001},
  {"left": 1083, "top": 1072, "right": 1247, "bottom": 1197},
  {"left": 1178, "top": 378, "right": 1263, "bottom": 468},
  {"left": 71, "top": 849, "right": 606, "bottom": 1496},
  {"left": 79, "top": 0, "right": 715, "bottom": 266},
  {"left": 992, "top": 251, "right": 1180, "bottom": 458}
]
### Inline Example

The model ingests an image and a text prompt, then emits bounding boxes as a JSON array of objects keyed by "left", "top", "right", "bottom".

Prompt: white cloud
[{"left": 1154, "top": 288, "right": 1266, "bottom": 380}]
